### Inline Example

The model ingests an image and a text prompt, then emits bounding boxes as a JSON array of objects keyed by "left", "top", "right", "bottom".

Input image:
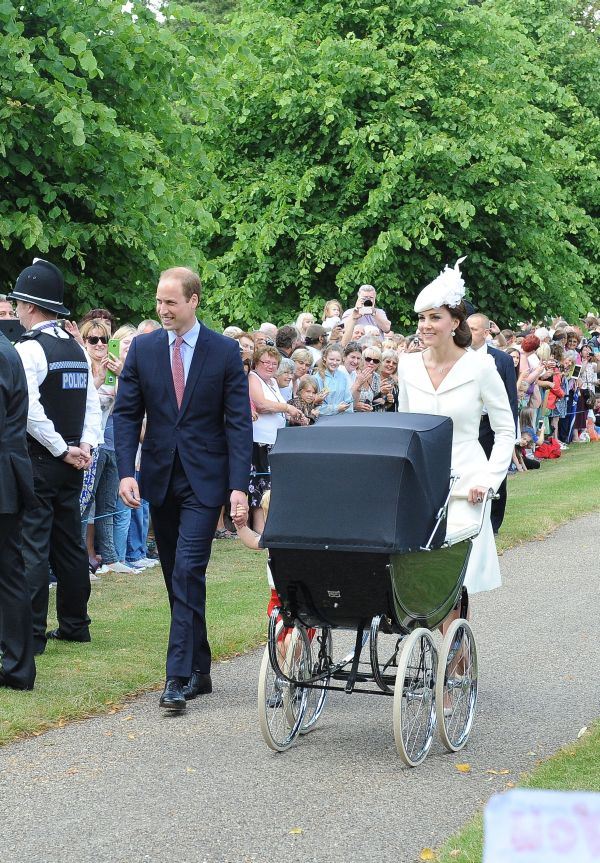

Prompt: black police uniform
[{"left": 18, "top": 328, "right": 92, "bottom": 653}]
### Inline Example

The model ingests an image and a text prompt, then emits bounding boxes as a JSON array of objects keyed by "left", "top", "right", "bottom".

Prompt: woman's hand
[
  {"left": 355, "top": 401, "right": 373, "bottom": 412},
  {"left": 106, "top": 353, "right": 124, "bottom": 377},
  {"left": 286, "top": 405, "right": 307, "bottom": 424},
  {"left": 467, "top": 485, "right": 490, "bottom": 505},
  {"left": 337, "top": 402, "right": 350, "bottom": 413},
  {"left": 313, "top": 389, "right": 328, "bottom": 405}
]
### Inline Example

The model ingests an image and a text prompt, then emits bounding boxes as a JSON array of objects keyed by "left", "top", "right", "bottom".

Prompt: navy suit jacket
[
  {"left": 0, "top": 332, "right": 35, "bottom": 514},
  {"left": 113, "top": 324, "right": 253, "bottom": 508},
  {"left": 480, "top": 344, "right": 518, "bottom": 442}
]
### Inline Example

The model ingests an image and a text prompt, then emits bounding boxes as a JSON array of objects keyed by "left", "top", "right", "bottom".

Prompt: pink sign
[{"left": 484, "top": 790, "right": 600, "bottom": 862}]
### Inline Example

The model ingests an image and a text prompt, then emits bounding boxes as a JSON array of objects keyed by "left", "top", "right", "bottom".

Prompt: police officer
[
  {"left": 9, "top": 259, "right": 102, "bottom": 655},
  {"left": 0, "top": 329, "right": 37, "bottom": 689}
]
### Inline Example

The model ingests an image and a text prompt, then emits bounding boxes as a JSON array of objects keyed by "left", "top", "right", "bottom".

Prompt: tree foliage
[
  {"left": 0, "top": 0, "right": 222, "bottom": 317},
  {"left": 197, "top": 0, "right": 599, "bottom": 328}
]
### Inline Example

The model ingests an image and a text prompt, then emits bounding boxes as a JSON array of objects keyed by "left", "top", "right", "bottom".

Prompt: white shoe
[
  {"left": 96, "top": 565, "right": 111, "bottom": 574},
  {"left": 90, "top": 572, "right": 101, "bottom": 582},
  {"left": 136, "top": 557, "right": 159, "bottom": 568},
  {"left": 127, "top": 560, "right": 148, "bottom": 571},
  {"left": 111, "top": 561, "right": 137, "bottom": 574}
]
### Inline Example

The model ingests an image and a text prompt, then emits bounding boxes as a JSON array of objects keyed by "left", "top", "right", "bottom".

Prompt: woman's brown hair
[{"left": 445, "top": 302, "right": 472, "bottom": 349}]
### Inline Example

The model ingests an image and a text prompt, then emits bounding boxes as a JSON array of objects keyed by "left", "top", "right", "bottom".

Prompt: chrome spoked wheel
[
  {"left": 258, "top": 622, "right": 308, "bottom": 752},
  {"left": 435, "top": 619, "right": 477, "bottom": 752},
  {"left": 393, "top": 628, "right": 438, "bottom": 767},
  {"left": 298, "top": 627, "right": 332, "bottom": 734}
]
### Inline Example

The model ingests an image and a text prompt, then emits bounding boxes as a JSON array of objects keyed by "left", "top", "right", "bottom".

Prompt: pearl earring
[{"left": 451, "top": 330, "right": 456, "bottom": 337}]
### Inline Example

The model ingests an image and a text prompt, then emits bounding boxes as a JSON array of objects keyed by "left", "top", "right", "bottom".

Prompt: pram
[{"left": 258, "top": 412, "right": 492, "bottom": 766}]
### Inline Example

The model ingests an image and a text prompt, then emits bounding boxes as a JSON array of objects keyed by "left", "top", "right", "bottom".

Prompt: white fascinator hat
[{"left": 414, "top": 256, "right": 467, "bottom": 314}]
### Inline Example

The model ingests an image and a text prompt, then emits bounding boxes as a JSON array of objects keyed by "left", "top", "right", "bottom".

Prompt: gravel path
[{"left": 1, "top": 514, "right": 599, "bottom": 863}]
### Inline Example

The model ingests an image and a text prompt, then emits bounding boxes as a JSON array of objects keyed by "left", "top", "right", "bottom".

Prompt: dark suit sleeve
[
  {"left": 488, "top": 347, "right": 518, "bottom": 433},
  {"left": 500, "top": 352, "right": 518, "bottom": 432},
  {"left": 113, "top": 336, "right": 146, "bottom": 480},
  {"left": 222, "top": 340, "right": 253, "bottom": 492}
]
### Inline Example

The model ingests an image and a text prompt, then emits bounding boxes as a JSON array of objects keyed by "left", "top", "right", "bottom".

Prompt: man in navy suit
[
  {"left": 468, "top": 314, "right": 518, "bottom": 534},
  {"left": 113, "top": 268, "right": 253, "bottom": 710},
  {"left": 0, "top": 331, "right": 37, "bottom": 690}
]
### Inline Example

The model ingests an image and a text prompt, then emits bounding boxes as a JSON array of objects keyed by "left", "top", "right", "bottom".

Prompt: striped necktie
[{"left": 172, "top": 336, "right": 185, "bottom": 408}]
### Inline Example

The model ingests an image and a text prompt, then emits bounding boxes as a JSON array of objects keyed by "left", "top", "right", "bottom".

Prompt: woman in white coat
[{"left": 397, "top": 260, "right": 514, "bottom": 597}]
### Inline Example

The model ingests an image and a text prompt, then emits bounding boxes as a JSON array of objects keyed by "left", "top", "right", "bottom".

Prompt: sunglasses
[
  {"left": 86, "top": 336, "right": 108, "bottom": 345},
  {"left": 364, "top": 357, "right": 380, "bottom": 364}
]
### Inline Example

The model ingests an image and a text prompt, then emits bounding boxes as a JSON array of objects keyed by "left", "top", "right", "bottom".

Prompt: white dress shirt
[{"left": 15, "top": 321, "right": 102, "bottom": 456}]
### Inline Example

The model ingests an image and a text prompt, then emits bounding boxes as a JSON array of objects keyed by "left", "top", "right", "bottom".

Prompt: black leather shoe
[
  {"left": 159, "top": 678, "right": 186, "bottom": 710},
  {"left": 182, "top": 672, "right": 212, "bottom": 701},
  {"left": 46, "top": 629, "right": 91, "bottom": 643}
]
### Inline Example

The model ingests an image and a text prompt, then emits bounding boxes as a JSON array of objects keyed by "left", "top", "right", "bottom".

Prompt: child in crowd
[{"left": 287, "top": 375, "right": 320, "bottom": 424}]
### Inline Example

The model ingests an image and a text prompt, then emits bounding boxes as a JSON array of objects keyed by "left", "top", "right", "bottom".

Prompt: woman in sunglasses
[
  {"left": 354, "top": 347, "right": 382, "bottom": 412},
  {"left": 81, "top": 319, "right": 110, "bottom": 389},
  {"left": 79, "top": 319, "right": 119, "bottom": 575}
]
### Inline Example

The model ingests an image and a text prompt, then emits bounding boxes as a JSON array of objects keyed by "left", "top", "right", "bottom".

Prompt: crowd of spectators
[{"left": 2, "top": 287, "right": 599, "bottom": 557}]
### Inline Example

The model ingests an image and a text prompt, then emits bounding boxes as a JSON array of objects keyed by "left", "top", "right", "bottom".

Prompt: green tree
[
  {"left": 0, "top": 0, "right": 222, "bottom": 318},
  {"left": 198, "top": 0, "right": 598, "bottom": 328}
]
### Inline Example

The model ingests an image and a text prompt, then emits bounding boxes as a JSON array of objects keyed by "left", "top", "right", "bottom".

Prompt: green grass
[
  {"left": 437, "top": 722, "right": 600, "bottom": 862},
  {"left": 1, "top": 444, "right": 599, "bottom": 748},
  {"left": 0, "top": 542, "right": 267, "bottom": 745}
]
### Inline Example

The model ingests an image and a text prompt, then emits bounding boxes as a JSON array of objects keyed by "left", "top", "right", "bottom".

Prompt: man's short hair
[
  {"left": 275, "top": 325, "right": 300, "bottom": 351},
  {"left": 358, "top": 284, "right": 376, "bottom": 296},
  {"left": 304, "top": 324, "right": 327, "bottom": 346},
  {"left": 467, "top": 313, "right": 490, "bottom": 330},
  {"left": 159, "top": 267, "right": 201, "bottom": 301},
  {"left": 137, "top": 319, "right": 161, "bottom": 333}
]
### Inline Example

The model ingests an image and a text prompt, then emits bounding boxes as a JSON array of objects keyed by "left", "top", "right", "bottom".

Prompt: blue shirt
[
  {"left": 168, "top": 319, "right": 200, "bottom": 382},
  {"left": 312, "top": 369, "right": 354, "bottom": 415}
]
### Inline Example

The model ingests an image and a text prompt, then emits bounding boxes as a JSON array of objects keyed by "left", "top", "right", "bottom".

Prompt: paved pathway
[{"left": 1, "top": 514, "right": 599, "bottom": 863}]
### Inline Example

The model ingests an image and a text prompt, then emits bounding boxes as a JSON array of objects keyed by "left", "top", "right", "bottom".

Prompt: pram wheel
[
  {"left": 297, "top": 626, "right": 331, "bottom": 734},
  {"left": 370, "top": 614, "right": 402, "bottom": 694},
  {"left": 435, "top": 618, "right": 477, "bottom": 752},
  {"left": 393, "top": 628, "right": 437, "bottom": 766},
  {"left": 258, "top": 619, "right": 308, "bottom": 751}
]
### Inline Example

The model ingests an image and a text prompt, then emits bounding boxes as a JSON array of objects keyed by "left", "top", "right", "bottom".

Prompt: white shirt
[{"left": 15, "top": 321, "right": 102, "bottom": 456}]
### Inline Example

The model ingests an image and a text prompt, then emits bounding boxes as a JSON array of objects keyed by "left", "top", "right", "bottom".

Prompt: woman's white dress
[{"left": 397, "top": 350, "right": 515, "bottom": 593}]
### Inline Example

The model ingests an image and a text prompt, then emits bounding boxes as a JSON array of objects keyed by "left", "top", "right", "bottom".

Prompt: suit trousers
[
  {"left": 21, "top": 450, "right": 91, "bottom": 651},
  {"left": 479, "top": 428, "right": 507, "bottom": 534},
  {"left": 0, "top": 512, "right": 36, "bottom": 688},
  {"left": 150, "top": 455, "right": 221, "bottom": 679}
]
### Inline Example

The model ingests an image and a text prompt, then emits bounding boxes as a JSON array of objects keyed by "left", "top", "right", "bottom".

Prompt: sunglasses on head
[
  {"left": 86, "top": 336, "right": 108, "bottom": 345},
  {"left": 364, "top": 356, "right": 380, "bottom": 364}
]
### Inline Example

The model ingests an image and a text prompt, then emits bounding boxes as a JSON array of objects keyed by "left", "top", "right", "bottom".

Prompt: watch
[{"left": 58, "top": 447, "right": 69, "bottom": 460}]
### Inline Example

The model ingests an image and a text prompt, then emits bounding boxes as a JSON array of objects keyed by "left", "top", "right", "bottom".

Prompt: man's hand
[
  {"left": 230, "top": 490, "right": 248, "bottom": 526},
  {"left": 62, "top": 446, "right": 87, "bottom": 470},
  {"left": 119, "top": 477, "right": 141, "bottom": 508}
]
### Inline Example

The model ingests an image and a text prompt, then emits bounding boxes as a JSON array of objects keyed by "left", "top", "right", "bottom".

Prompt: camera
[{"left": 363, "top": 299, "right": 373, "bottom": 308}]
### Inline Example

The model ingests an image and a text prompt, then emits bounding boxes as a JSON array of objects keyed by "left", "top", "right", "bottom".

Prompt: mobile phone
[
  {"left": 537, "top": 419, "right": 544, "bottom": 431},
  {"left": 105, "top": 338, "right": 121, "bottom": 386},
  {"left": 572, "top": 364, "right": 582, "bottom": 379}
]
